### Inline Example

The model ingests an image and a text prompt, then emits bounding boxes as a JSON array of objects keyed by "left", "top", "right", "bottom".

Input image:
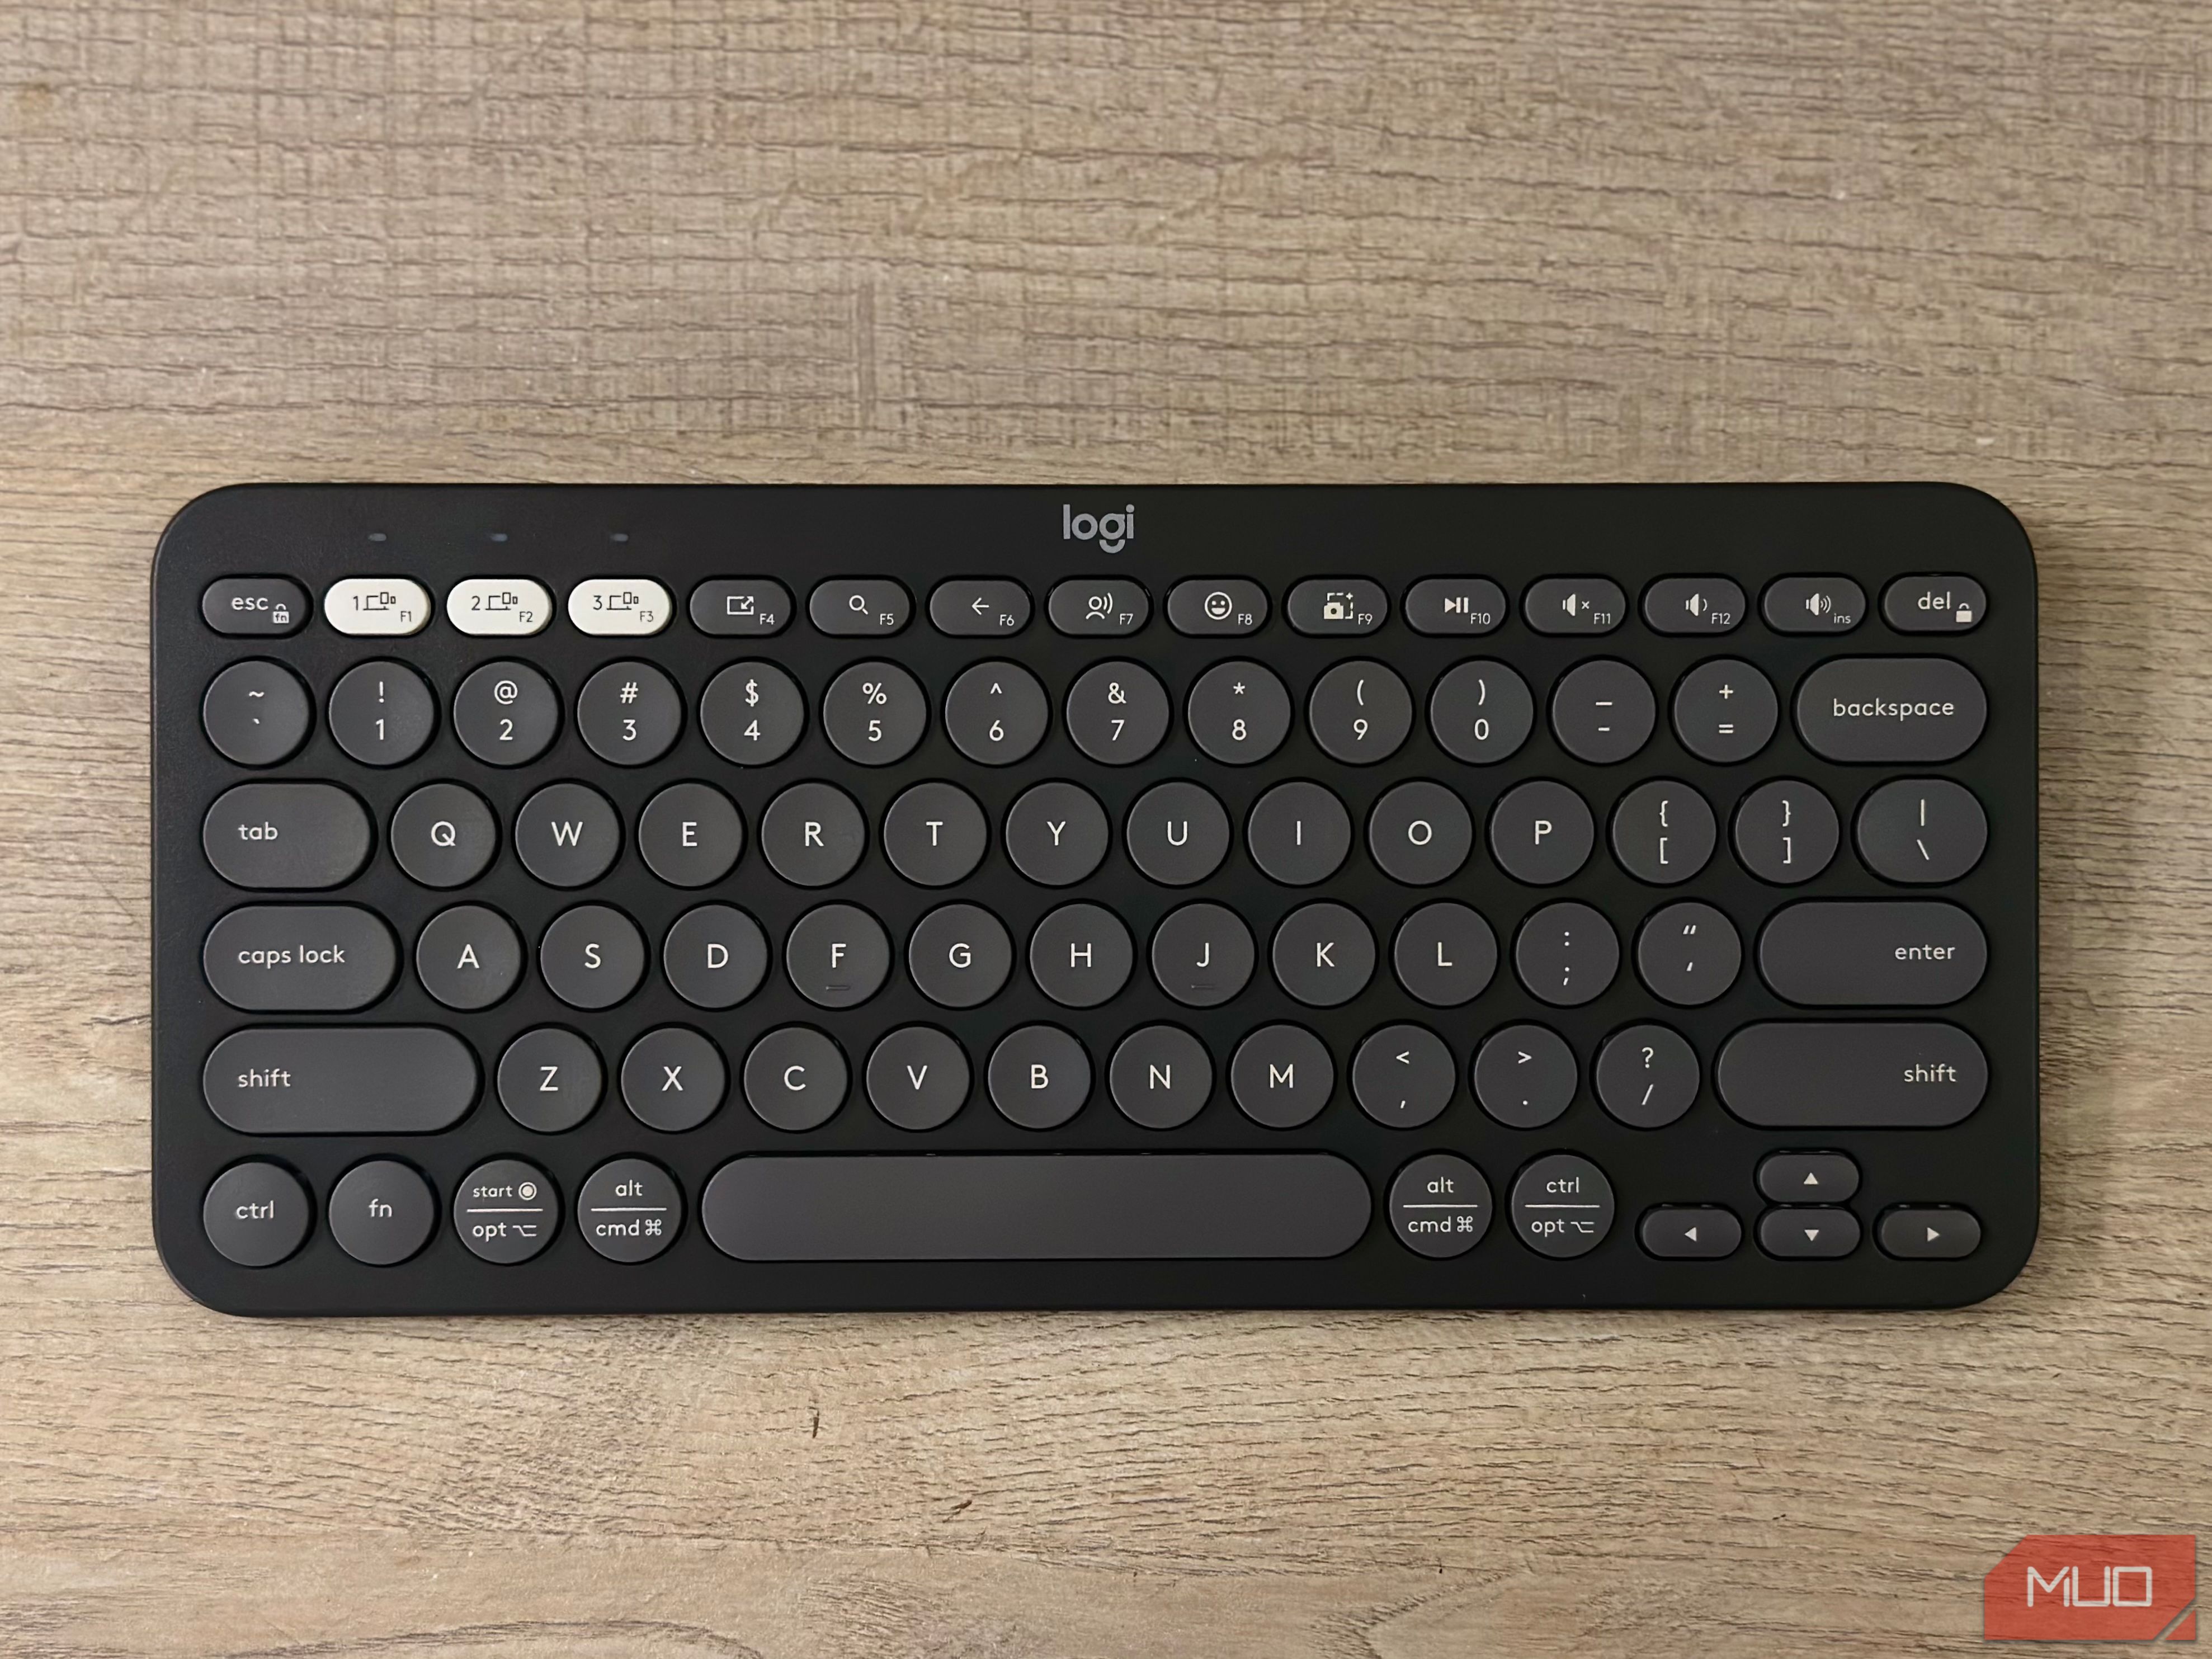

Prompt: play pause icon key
[{"left": 1877, "top": 1206, "right": 1983, "bottom": 1260}]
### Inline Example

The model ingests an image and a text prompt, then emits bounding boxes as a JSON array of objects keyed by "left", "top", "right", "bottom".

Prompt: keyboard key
[
  {"left": 514, "top": 782, "right": 621, "bottom": 887},
  {"left": 1187, "top": 661, "right": 1291, "bottom": 763},
  {"left": 1392, "top": 901, "right": 1497, "bottom": 1007},
  {"left": 329, "top": 1161, "right": 437, "bottom": 1266},
  {"left": 700, "top": 1152, "right": 1370, "bottom": 1260},
  {"left": 1404, "top": 578, "right": 1506, "bottom": 636},
  {"left": 823, "top": 661, "right": 927, "bottom": 764},
  {"left": 1126, "top": 781, "right": 1230, "bottom": 885},
  {"left": 1758, "top": 1152, "right": 1860, "bottom": 1204},
  {"left": 415, "top": 904, "right": 523, "bottom": 1010},
  {"left": 452, "top": 661, "right": 559, "bottom": 766},
  {"left": 1271, "top": 902, "right": 1376, "bottom": 1006},
  {"left": 328, "top": 660, "right": 436, "bottom": 765},
  {"left": 1029, "top": 903, "right": 1134, "bottom": 1007},
  {"left": 662, "top": 904, "right": 768, "bottom": 1009},
  {"left": 202, "top": 782, "right": 371, "bottom": 890},
  {"left": 1064, "top": 661, "right": 1170, "bottom": 763},
  {"left": 1388, "top": 1153, "right": 1493, "bottom": 1256},
  {"left": 1595, "top": 1024, "right": 1699, "bottom": 1128},
  {"left": 691, "top": 578, "right": 793, "bottom": 637},
  {"left": 497, "top": 1027, "right": 602, "bottom": 1132},
  {"left": 1510, "top": 1153, "right": 1615, "bottom": 1257},
  {"left": 1640, "top": 1207, "right": 1741, "bottom": 1260},
  {"left": 943, "top": 661, "right": 1048, "bottom": 765},
  {"left": 1883, "top": 575, "right": 1986, "bottom": 634},
  {"left": 1230, "top": 1024, "right": 1334, "bottom": 1129},
  {"left": 744, "top": 1026, "right": 848, "bottom": 1130},
  {"left": 1514, "top": 901, "right": 1618, "bottom": 1006},
  {"left": 1642, "top": 577, "right": 1745, "bottom": 635},
  {"left": 1796, "top": 658, "right": 1988, "bottom": 762},
  {"left": 202, "top": 1025, "right": 477, "bottom": 1134},
  {"left": 1473, "top": 1022, "right": 1576, "bottom": 1128},
  {"left": 1634, "top": 901, "right": 1741, "bottom": 1007},
  {"left": 202, "top": 576, "right": 307, "bottom": 636},
  {"left": 1004, "top": 781, "right": 1109, "bottom": 885},
  {"left": 1718, "top": 1022, "right": 1987, "bottom": 1127},
  {"left": 1877, "top": 1206, "right": 1981, "bottom": 1259},
  {"left": 622, "top": 1028, "right": 727, "bottom": 1131},
  {"left": 577, "top": 661, "right": 682, "bottom": 765},
  {"left": 326, "top": 576, "right": 432, "bottom": 637},
  {"left": 1524, "top": 577, "right": 1625, "bottom": 635},
  {"left": 539, "top": 903, "right": 647, "bottom": 1008},
  {"left": 1427, "top": 661, "right": 1535, "bottom": 763},
  {"left": 1167, "top": 579, "right": 1268, "bottom": 636},
  {"left": 1856, "top": 778, "right": 1988, "bottom": 883},
  {"left": 638, "top": 782, "right": 743, "bottom": 888},
  {"left": 1308, "top": 661, "right": 1412, "bottom": 763},
  {"left": 786, "top": 903, "right": 892, "bottom": 1007},
  {"left": 1488, "top": 779, "right": 1593, "bottom": 885},
  {"left": 989, "top": 1025, "right": 1092, "bottom": 1128},
  {"left": 1551, "top": 659, "right": 1654, "bottom": 763},
  {"left": 567, "top": 577, "right": 672, "bottom": 637},
  {"left": 203, "top": 660, "right": 310, "bottom": 766},
  {"left": 699, "top": 662, "right": 806, "bottom": 765},
  {"left": 1759, "top": 901, "right": 1987, "bottom": 1006},
  {"left": 446, "top": 577, "right": 553, "bottom": 637},
  {"left": 1762, "top": 576, "right": 1865, "bottom": 634},
  {"left": 812, "top": 578, "right": 911, "bottom": 637},
  {"left": 578, "top": 1158, "right": 683, "bottom": 1262},
  {"left": 907, "top": 903, "right": 1013, "bottom": 1008},
  {"left": 454, "top": 1159, "right": 559, "bottom": 1263},
  {"left": 930, "top": 579, "right": 1031, "bottom": 637},
  {"left": 1672, "top": 659, "right": 1776, "bottom": 763},
  {"left": 390, "top": 783, "right": 497, "bottom": 890},
  {"left": 202, "top": 904, "right": 397, "bottom": 1011},
  {"left": 1246, "top": 780, "right": 1351, "bottom": 885},
  {"left": 1609, "top": 779, "right": 1715, "bottom": 885},
  {"left": 1368, "top": 780, "right": 1473, "bottom": 885},
  {"left": 1757, "top": 1207, "right": 1859, "bottom": 1259},
  {"left": 202, "top": 1162, "right": 311, "bottom": 1266},
  {"left": 866, "top": 1027, "right": 970, "bottom": 1130},
  {"left": 1733, "top": 779, "right": 1838, "bottom": 884},
  {"left": 881, "top": 781, "right": 988, "bottom": 887},
  {"left": 1352, "top": 1024, "right": 1455, "bottom": 1128},
  {"left": 758, "top": 782, "right": 866, "bottom": 887},
  {"left": 1111, "top": 1025, "right": 1214, "bottom": 1128},
  {"left": 1286, "top": 578, "right": 1386, "bottom": 635},
  {"left": 1151, "top": 903, "right": 1254, "bottom": 1006},
  {"left": 1048, "top": 577, "right": 1149, "bottom": 637}
]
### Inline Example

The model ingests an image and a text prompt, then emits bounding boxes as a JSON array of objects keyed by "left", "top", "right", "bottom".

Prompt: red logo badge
[{"left": 1985, "top": 1535, "right": 2196, "bottom": 1642}]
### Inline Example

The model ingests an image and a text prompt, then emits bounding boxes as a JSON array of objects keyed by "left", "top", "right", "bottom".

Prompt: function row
[
  {"left": 202, "top": 652, "right": 1991, "bottom": 772},
  {"left": 206, "top": 570, "right": 1992, "bottom": 643}
]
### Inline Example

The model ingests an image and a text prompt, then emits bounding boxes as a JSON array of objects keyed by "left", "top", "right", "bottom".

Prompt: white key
[
  {"left": 567, "top": 577, "right": 673, "bottom": 637},
  {"left": 446, "top": 577, "right": 554, "bottom": 637},
  {"left": 324, "top": 577, "right": 432, "bottom": 637}
]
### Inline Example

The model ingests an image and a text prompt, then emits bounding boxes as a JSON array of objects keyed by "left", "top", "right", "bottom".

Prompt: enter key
[{"left": 1758, "top": 901, "right": 1987, "bottom": 1006}]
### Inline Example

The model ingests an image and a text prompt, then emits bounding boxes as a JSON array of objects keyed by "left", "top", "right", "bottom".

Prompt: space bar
[{"left": 700, "top": 1154, "right": 1373, "bottom": 1261}]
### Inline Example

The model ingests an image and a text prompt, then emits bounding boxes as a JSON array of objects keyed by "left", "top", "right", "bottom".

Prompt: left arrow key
[{"left": 202, "top": 783, "right": 372, "bottom": 889}]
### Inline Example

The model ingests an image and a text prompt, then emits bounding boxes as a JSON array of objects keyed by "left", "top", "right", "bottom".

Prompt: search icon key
[{"left": 809, "top": 578, "right": 912, "bottom": 637}]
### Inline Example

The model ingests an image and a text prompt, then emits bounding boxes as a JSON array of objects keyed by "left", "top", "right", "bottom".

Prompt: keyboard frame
[{"left": 152, "top": 483, "right": 2039, "bottom": 1316}]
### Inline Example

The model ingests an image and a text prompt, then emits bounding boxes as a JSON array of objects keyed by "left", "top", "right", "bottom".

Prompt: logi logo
[
  {"left": 1984, "top": 1534, "right": 2196, "bottom": 1642},
  {"left": 1063, "top": 503, "right": 1135, "bottom": 554}
]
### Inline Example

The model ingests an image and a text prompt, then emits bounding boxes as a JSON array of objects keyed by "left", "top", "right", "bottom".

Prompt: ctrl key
[
  {"left": 454, "top": 1158, "right": 560, "bottom": 1264},
  {"left": 1388, "top": 1153, "right": 1492, "bottom": 1257},
  {"left": 202, "top": 1161, "right": 311, "bottom": 1266}
]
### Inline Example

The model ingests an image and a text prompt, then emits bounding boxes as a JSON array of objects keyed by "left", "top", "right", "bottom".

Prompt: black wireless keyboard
[{"left": 153, "top": 483, "right": 2037, "bottom": 1315}]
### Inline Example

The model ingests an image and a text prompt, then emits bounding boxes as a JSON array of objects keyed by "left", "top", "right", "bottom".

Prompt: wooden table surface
[{"left": 4, "top": 2, "right": 2209, "bottom": 1653}]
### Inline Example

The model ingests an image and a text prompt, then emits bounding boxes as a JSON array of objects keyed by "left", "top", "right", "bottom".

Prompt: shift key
[
  {"left": 1758, "top": 901, "right": 1987, "bottom": 1006},
  {"left": 204, "top": 1026, "right": 478, "bottom": 1133}
]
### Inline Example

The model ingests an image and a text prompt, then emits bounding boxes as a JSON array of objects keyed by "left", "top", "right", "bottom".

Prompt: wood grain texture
[{"left": 3, "top": 0, "right": 2210, "bottom": 1652}]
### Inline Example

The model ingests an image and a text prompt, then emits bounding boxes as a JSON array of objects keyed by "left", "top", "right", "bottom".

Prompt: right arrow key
[{"left": 1877, "top": 1206, "right": 1983, "bottom": 1260}]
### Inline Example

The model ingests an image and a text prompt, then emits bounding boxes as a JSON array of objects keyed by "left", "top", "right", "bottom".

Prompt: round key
[
  {"left": 1510, "top": 1153, "right": 1615, "bottom": 1258},
  {"left": 1271, "top": 903, "right": 1376, "bottom": 1006},
  {"left": 1004, "top": 781, "right": 1109, "bottom": 886},
  {"left": 202, "top": 1161, "right": 310, "bottom": 1266},
  {"left": 1856, "top": 778, "right": 1988, "bottom": 883},
  {"left": 1635, "top": 901, "right": 1741, "bottom": 1006},
  {"left": 1150, "top": 903, "right": 1254, "bottom": 1007},
  {"left": 1393, "top": 902, "right": 1497, "bottom": 1006},
  {"left": 622, "top": 1027, "right": 727, "bottom": 1132},
  {"left": 497, "top": 1027, "right": 602, "bottom": 1133},
  {"left": 907, "top": 903, "right": 1013, "bottom": 1008},
  {"left": 785, "top": 903, "right": 892, "bottom": 1008},
  {"left": 454, "top": 1158, "right": 558, "bottom": 1264},
  {"left": 1489, "top": 780, "right": 1594, "bottom": 885},
  {"left": 1029, "top": 903, "right": 1134, "bottom": 1007},
  {"left": 867, "top": 1026, "right": 971, "bottom": 1131},
  {"left": 1111, "top": 1025, "right": 1214, "bottom": 1129},
  {"left": 390, "top": 782, "right": 498, "bottom": 888},
  {"left": 453, "top": 660, "right": 559, "bottom": 766},
  {"left": 1353, "top": 1024, "right": 1456, "bottom": 1129},
  {"left": 1231, "top": 1024, "right": 1334, "bottom": 1129},
  {"left": 577, "top": 1158, "right": 683, "bottom": 1262},
  {"left": 1514, "top": 902, "right": 1619, "bottom": 1006},
  {"left": 944, "top": 661, "right": 1049, "bottom": 764},
  {"left": 1733, "top": 779, "right": 1840, "bottom": 884},
  {"left": 700, "top": 661, "right": 805, "bottom": 765},
  {"left": 1550, "top": 659, "right": 1655, "bottom": 764},
  {"left": 1308, "top": 660, "right": 1413, "bottom": 763},
  {"left": 823, "top": 661, "right": 927, "bottom": 764},
  {"left": 1186, "top": 661, "right": 1291, "bottom": 763},
  {"left": 1126, "top": 781, "right": 1231, "bottom": 885},
  {"left": 415, "top": 904, "right": 523, "bottom": 1010},
  {"left": 1368, "top": 780, "right": 1474, "bottom": 885},
  {"left": 204, "top": 660, "right": 311, "bottom": 766},
  {"left": 883, "top": 781, "right": 988, "bottom": 885},
  {"left": 1595, "top": 1024, "right": 1699, "bottom": 1128},
  {"left": 638, "top": 781, "right": 743, "bottom": 887},
  {"left": 514, "top": 781, "right": 621, "bottom": 887},
  {"left": 1473, "top": 1024, "right": 1577, "bottom": 1128},
  {"left": 327, "top": 660, "right": 436, "bottom": 765},
  {"left": 1247, "top": 780, "right": 1351, "bottom": 885},
  {"left": 744, "top": 1026, "right": 848, "bottom": 1131},
  {"left": 1610, "top": 779, "right": 1716, "bottom": 885},
  {"left": 1389, "top": 1154, "right": 1493, "bottom": 1259},
  {"left": 662, "top": 904, "right": 768, "bottom": 1009},
  {"left": 328, "top": 1160, "right": 437, "bottom": 1265},
  {"left": 1065, "top": 661, "right": 1171, "bottom": 764},
  {"left": 989, "top": 1025, "right": 1092, "bottom": 1129},
  {"left": 539, "top": 903, "right": 647, "bottom": 1009},
  {"left": 1673, "top": 659, "right": 1777, "bottom": 763},
  {"left": 760, "top": 781, "right": 866, "bottom": 886},
  {"left": 1428, "top": 659, "right": 1534, "bottom": 764}
]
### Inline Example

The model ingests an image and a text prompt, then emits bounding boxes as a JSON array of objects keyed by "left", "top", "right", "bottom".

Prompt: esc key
[{"left": 201, "top": 577, "right": 309, "bottom": 636}]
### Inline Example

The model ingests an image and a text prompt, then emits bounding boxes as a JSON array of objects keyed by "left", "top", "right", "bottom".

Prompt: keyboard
[{"left": 153, "top": 483, "right": 2038, "bottom": 1315}]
